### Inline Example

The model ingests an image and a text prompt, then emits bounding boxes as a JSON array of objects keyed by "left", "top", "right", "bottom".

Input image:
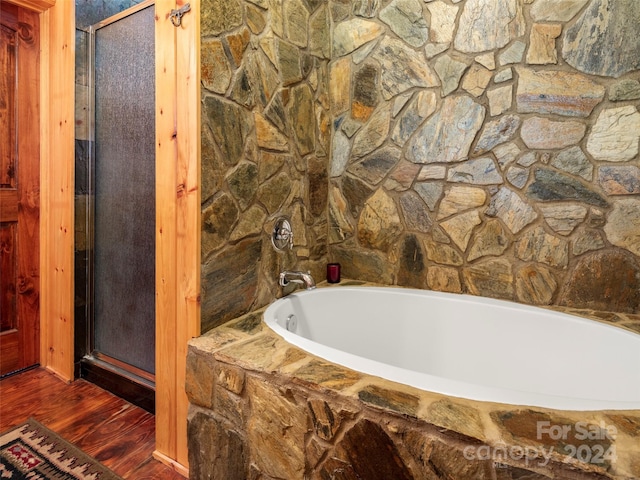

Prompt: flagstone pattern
[
  {"left": 201, "top": 0, "right": 640, "bottom": 332},
  {"left": 197, "top": 0, "right": 640, "bottom": 477}
]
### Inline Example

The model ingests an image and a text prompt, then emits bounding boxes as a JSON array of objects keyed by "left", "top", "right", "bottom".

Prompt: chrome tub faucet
[{"left": 279, "top": 271, "right": 316, "bottom": 291}]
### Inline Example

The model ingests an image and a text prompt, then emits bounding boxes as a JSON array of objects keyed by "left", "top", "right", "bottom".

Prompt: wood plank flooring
[{"left": 0, "top": 367, "right": 186, "bottom": 479}]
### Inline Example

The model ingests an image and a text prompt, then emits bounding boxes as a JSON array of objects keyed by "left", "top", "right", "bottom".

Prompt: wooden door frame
[{"left": 12, "top": 0, "right": 200, "bottom": 474}]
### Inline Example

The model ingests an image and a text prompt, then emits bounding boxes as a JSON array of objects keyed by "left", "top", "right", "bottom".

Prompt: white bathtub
[{"left": 264, "top": 286, "right": 640, "bottom": 411}]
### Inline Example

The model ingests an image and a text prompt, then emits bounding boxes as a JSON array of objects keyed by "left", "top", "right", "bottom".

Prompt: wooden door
[{"left": 0, "top": 2, "right": 40, "bottom": 376}]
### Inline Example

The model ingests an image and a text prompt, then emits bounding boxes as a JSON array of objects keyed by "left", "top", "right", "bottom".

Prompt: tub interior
[{"left": 265, "top": 287, "right": 640, "bottom": 410}]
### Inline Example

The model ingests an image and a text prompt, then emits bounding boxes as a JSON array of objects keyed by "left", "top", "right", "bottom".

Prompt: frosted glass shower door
[{"left": 92, "top": 4, "right": 155, "bottom": 375}]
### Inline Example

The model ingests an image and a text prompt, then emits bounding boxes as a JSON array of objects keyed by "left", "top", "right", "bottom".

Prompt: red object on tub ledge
[{"left": 326, "top": 263, "right": 341, "bottom": 283}]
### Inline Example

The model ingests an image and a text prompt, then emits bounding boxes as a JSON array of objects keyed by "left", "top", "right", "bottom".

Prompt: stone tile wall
[
  {"left": 201, "top": 0, "right": 640, "bottom": 333},
  {"left": 201, "top": 0, "right": 332, "bottom": 332},
  {"left": 326, "top": 0, "right": 640, "bottom": 313},
  {"left": 74, "top": 27, "right": 92, "bottom": 365}
]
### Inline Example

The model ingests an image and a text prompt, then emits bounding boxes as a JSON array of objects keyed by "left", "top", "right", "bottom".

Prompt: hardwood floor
[{"left": 0, "top": 367, "right": 186, "bottom": 479}]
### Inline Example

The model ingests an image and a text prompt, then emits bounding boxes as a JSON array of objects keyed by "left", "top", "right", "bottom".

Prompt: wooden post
[
  {"left": 39, "top": 0, "right": 76, "bottom": 381},
  {"left": 154, "top": 0, "right": 200, "bottom": 475}
]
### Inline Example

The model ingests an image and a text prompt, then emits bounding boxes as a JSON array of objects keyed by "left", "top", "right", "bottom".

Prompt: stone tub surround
[
  {"left": 197, "top": 0, "right": 640, "bottom": 476},
  {"left": 186, "top": 282, "right": 640, "bottom": 480}
]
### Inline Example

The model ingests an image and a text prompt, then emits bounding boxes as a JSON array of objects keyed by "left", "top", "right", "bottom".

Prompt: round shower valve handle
[{"left": 272, "top": 217, "right": 293, "bottom": 251}]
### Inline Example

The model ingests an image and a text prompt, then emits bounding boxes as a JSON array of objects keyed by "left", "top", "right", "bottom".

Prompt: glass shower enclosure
[{"left": 75, "top": 1, "right": 156, "bottom": 411}]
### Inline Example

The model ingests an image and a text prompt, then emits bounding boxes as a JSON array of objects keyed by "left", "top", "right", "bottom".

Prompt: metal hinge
[{"left": 170, "top": 3, "right": 191, "bottom": 27}]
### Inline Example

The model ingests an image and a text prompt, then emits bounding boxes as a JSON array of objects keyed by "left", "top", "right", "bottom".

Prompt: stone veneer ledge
[{"left": 187, "top": 283, "right": 640, "bottom": 480}]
